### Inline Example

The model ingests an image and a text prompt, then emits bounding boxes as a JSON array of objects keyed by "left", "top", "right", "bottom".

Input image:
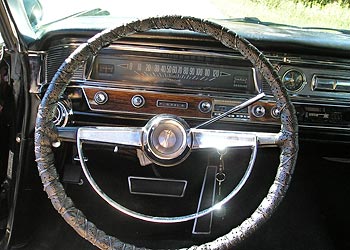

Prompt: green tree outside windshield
[{"left": 213, "top": 0, "right": 350, "bottom": 30}]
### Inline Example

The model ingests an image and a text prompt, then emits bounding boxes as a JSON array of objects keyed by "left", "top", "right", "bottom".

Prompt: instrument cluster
[
  {"left": 45, "top": 41, "right": 350, "bottom": 136},
  {"left": 87, "top": 46, "right": 258, "bottom": 95}
]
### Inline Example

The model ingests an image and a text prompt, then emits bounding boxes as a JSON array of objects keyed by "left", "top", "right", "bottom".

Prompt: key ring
[{"left": 216, "top": 172, "right": 226, "bottom": 182}]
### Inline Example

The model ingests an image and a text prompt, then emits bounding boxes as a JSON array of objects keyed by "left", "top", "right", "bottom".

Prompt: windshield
[{"left": 12, "top": 0, "right": 350, "bottom": 34}]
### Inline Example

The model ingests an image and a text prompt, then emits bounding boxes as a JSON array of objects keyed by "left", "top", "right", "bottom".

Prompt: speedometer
[
  {"left": 282, "top": 69, "right": 306, "bottom": 92},
  {"left": 89, "top": 52, "right": 257, "bottom": 94}
]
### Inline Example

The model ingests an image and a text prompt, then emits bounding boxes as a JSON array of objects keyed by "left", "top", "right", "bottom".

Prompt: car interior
[{"left": 0, "top": 0, "right": 349, "bottom": 250}]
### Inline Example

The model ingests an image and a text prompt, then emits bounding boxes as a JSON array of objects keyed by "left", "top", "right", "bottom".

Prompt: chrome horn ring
[{"left": 76, "top": 114, "right": 259, "bottom": 223}]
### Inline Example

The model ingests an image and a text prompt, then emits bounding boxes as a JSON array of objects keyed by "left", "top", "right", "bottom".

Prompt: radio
[
  {"left": 211, "top": 99, "right": 350, "bottom": 128},
  {"left": 295, "top": 104, "right": 350, "bottom": 127},
  {"left": 212, "top": 99, "right": 250, "bottom": 121}
]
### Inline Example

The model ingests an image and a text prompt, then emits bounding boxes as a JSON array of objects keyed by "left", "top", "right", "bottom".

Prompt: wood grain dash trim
[{"left": 83, "top": 87, "right": 212, "bottom": 119}]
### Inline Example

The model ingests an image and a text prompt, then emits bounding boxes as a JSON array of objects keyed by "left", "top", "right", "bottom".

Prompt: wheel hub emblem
[
  {"left": 158, "top": 129, "right": 177, "bottom": 148},
  {"left": 143, "top": 114, "right": 192, "bottom": 166}
]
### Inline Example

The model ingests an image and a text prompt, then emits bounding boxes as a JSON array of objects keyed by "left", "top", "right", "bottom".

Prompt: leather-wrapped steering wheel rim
[{"left": 35, "top": 16, "right": 298, "bottom": 250}]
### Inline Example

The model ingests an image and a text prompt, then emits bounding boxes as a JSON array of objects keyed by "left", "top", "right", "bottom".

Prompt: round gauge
[{"left": 281, "top": 69, "right": 306, "bottom": 92}]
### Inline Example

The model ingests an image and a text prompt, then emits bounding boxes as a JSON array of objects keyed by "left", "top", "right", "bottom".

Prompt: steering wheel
[{"left": 35, "top": 16, "right": 298, "bottom": 249}]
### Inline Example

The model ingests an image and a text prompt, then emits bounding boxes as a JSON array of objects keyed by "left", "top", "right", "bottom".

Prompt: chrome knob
[
  {"left": 271, "top": 106, "right": 280, "bottom": 119},
  {"left": 252, "top": 105, "right": 266, "bottom": 118},
  {"left": 198, "top": 100, "right": 212, "bottom": 113},
  {"left": 131, "top": 95, "right": 145, "bottom": 108},
  {"left": 94, "top": 91, "right": 108, "bottom": 105}
]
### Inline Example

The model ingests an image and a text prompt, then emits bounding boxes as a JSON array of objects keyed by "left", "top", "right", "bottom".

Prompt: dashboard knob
[
  {"left": 271, "top": 106, "right": 281, "bottom": 119},
  {"left": 198, "top": 100, "right": 212, "bottom": 113},
  {"left": 94, "top": 91, "right": 108, "bottom": 105},
  {"left": 131, "top": 95, "right": 145, "bottom": 108},
  {"left": 251, "top": 105, "right": 266, "bottom": 118}
]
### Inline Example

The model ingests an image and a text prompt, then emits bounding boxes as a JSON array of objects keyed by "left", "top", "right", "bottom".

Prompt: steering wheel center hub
[
  {"left": 143, "top": 114, "right": 192, "bottom": 166},
  {"left": 158, "top": 129, "right": 177, "bottom": 148}
]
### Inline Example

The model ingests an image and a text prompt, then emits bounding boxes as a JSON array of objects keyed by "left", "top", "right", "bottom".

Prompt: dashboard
[
  {"left": 2, "top": 11, "right": 349, "bottom": 249},
  {"left": 30, "top": 30, "right": 350, "bottom": 142}
]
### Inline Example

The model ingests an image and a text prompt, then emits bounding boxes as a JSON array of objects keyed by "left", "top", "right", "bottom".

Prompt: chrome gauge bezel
[{"left": 281, "top": 69, "right": 307, "bottom": 93}]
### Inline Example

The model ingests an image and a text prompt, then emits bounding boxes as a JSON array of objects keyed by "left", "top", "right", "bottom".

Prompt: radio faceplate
[
  {"left": 212, "top": 99, "right": 281, "bottom": 124},
  {"left": 295, "top": 103, "right": 350, "bottom": 128},
  {"left": 212, "top": 99, "right": 250, "bottom": 121}
]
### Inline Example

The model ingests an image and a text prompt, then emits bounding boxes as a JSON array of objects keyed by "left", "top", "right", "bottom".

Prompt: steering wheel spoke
[
  {"left": 57, "top": 126, "right": 143, "bottom": 147},
  {"left": 78, "top": 126, "right": 143, "bottom": 147},
  {"left": 191, "top": 129, "right": 279, "bottom": 149}
]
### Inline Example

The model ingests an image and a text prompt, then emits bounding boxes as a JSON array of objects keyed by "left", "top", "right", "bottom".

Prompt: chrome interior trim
[
  {"left": 191, "top": 130, "right": 278, "bottom": 149},
  {"left": 28, "top": 53, "right": 45, "bottom": 93},
  {"left": 128, "top": 176, "right": 187, "bottom": 198},
  {"left": 192, "top": 165, "right": 217, "bottom": 235},
  {"left": 77, "top": 127, "right": 143, "bottom": 147},
  {"left": 156, "top": 100, "right": 189, "bottom": 109},
  {"left": 292, "top": 99, "right": 350, "bottom": 107},
  {"left": 299, "top": 124, "right": 350, "bottom": 131},
  {"left": 76, "top": 128, "right": 259, "bottom": 223},
  {"left": 252, "top": 67, "right": 261, "bottom": 93}
]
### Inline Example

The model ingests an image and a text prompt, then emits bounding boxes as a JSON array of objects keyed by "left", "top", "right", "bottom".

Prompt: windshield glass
[{"left": 16, "top": 0, "right": 350, "bottom": 33}]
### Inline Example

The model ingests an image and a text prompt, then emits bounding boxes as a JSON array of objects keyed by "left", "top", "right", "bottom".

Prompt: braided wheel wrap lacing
[{"left": 34, "top": 16, "right": 298, "bottom": 250}]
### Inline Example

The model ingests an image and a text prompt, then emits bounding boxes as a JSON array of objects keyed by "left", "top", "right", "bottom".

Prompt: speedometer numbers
[{"left": 281, "top": 69, "right": 306, "bottom": 92}]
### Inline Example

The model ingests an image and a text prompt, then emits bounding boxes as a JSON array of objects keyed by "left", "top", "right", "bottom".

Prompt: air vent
[
  {"left": 46, "top": 45, "right": 85, "bottom": 83},
  {"left": 312, "top": 75, "right": 350, "bottom": 93},
  {"left": 261, "top": 78, "right": 272, "bottom": 95}
]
